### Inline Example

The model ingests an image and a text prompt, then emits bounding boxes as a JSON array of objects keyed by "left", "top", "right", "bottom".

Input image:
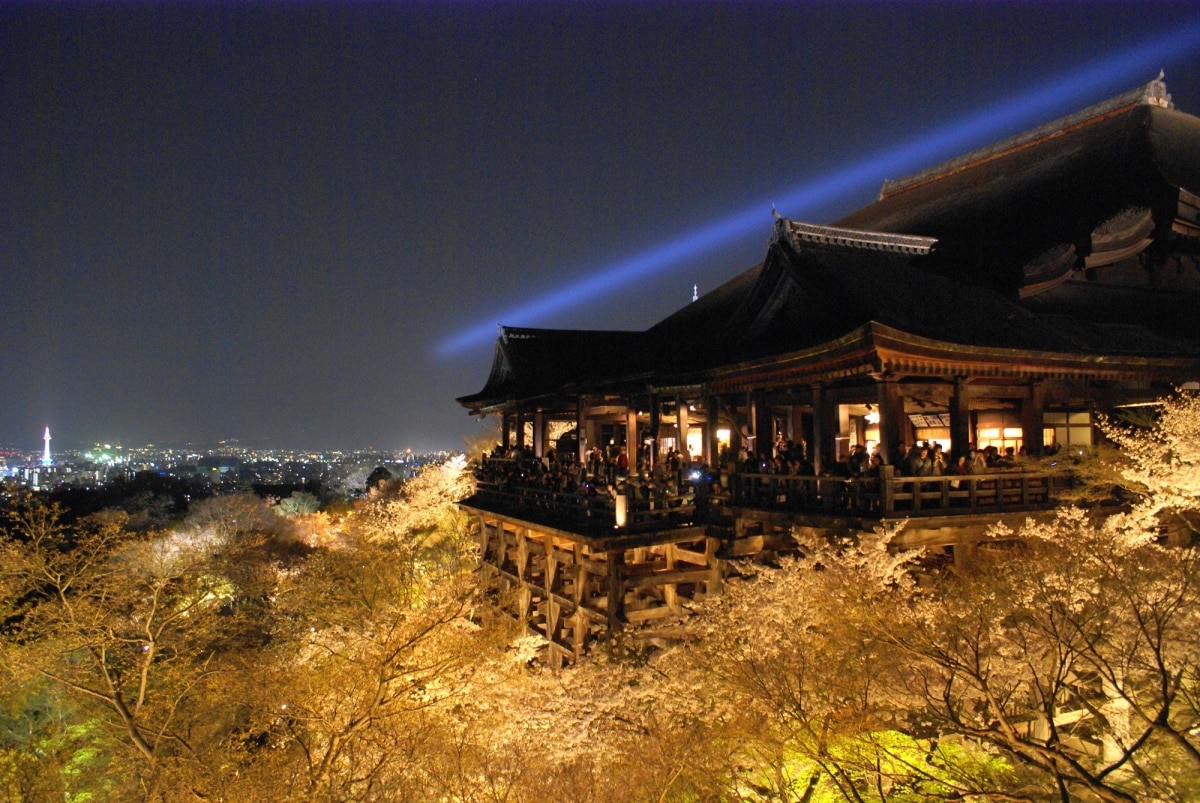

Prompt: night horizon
[{"left": 5, "top": 3, "right": 1200, "bottom": 453}]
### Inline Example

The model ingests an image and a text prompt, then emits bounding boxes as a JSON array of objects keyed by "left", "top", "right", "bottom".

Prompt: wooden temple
[{"left": 457, "top": 76, "right": 1200, "bottom": 665}]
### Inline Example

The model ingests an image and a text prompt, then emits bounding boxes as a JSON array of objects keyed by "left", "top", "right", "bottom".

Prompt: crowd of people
[
  {"left": 476, "top": 444, "right": 713, "bottom": 508},
  {"left": 731, "top": 437, "right": 1033, "bottom": 480},
  {"left": 475, "top": 438, "right": 1036, "bottom": 512}
]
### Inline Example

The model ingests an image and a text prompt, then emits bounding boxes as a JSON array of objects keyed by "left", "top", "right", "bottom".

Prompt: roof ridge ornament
[
  {"left": 879, "top": 73, "right": 1174, "bottom": 200},
  {"left": 772, "top": 218, "right": 937, "bottom": 255},
  {"left": 1146, "top": 69, "right": 1172, "bottom": 108}
]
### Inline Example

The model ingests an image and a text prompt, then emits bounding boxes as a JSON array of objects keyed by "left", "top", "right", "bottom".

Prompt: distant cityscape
[{"left": 1, "top": 427, "right": 458, "bottom": 496}]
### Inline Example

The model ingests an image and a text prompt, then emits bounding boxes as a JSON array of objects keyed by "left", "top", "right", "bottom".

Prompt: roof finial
[
  {"left": 692, "top": 284, "right": 698, "bottom": 303},
  {"left": 771, "top": 203, "right": 781, "bottom": 219},
  {"left": 1145, "top": 71, "right": 1172, "bottom": 108}
]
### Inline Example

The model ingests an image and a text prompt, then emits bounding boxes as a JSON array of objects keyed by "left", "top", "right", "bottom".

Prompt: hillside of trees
[{"left": 4, "top": 396, "right": 1200, "bottom": 801}]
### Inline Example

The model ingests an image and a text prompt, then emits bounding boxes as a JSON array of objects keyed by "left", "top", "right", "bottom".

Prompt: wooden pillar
[
  {"left": 1021, "top": 380, "right": 1046, "bottom": 458},
  {"left": 585, "top": 415, "right": 599, "bottom": 464},
  {"left": 515, "top": 411, "right": 526, "bottom": 449},
  {"left": 676, "top": 395, "right": 690, "bottom": 465},
  {"left": 516, "top": 526, "right": 532, "bottom": 627},
  {"left": 950, "top": 378, "right": 972, "bottom": 459},
  {"left": 724, "top": 396, "right": 742, "bottom": 457},
  {"left": 606, "top": 549, "right": 625, "bottom": 634},
  {"left": 625, "top": 403, "right": 638, "bottom": 470},
  {"left": 663, "top": 544, "right": 680, "bottom": 614},
  {"left": 573, "top": 543, "right": 588, "bottom": 663},
  {"left": 576, "top": 396, "right": 588, "bottom": 464},
  {"left": 876, "top": 376, "right": 907, "bottom": 468},
  {"left": 501, "top": 413, "right": 511, "bottom": 451},
  {"left": 648, "top": 394, "right": 661, "bottom": 469},
  {"left": 516, "top": 528, "right": 529, "bottom": 583},
  {"left": 544, "top": 533, "right": 561, "bottom": 669},
  {"left": 751, "top": 389, "right": 770, "bottom": 459},
  {"left": 532, "top": 409, "right": 545, "bottom": 458},
  {"left": 477, "top": 514, "right": 489, "bottom": 561},
  {"left": 704, "top": 394, "right": 719, "bottom": 468},
  {"left": 704, "top": 536, "right": 725, "bottom": 596},
  {"left": 810, "top": 383, "right": 829, "bottom": 474}
]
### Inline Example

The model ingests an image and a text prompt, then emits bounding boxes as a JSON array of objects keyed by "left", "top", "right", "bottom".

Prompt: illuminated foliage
[{"left": 4, "top": 414, "right": 1200, "bottom": 802}]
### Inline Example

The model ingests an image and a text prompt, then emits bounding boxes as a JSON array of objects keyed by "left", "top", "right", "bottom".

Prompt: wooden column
[
  {"left": 501, "top": 413, "right": 511, "bottom": 451},
  {"left": 752, "top": 389, "right": 770, "bottom": 459},
  {"left": 606, "top": 549, "right": 626, "bottom": 634},
  {"left": 676, "top": 395, "right": 690, "bottom": 465},
  {"left": 704, "top": 536, "right": 725, "bottom": 596},
  {"left": 572, "top": 543, "right": 588, "bottom": 663},
  {"left": 576, "top": 396, "right": 588, "bottom": 464},
  {"left": 515, "top": 411, "right": 526, "bottom": 449},
  {"left": 516, "top": 529, "right": 532, "bottom": 626},
  {"left": 949, "top": 377, "right": 972, "bottom": 459},
  {"left": 543, "top": 533, "right": 561, "bottom": 669},
  {"left": 532, "top": 409, "right": 545, "bottom": 458},
  {"left": 810, "top": 383, "right": 829, "bottom": 474},
  {"left": 585, "top": 415, "right": 599, "bottom": 464},
  {"left": 648, "top": 394, "right": 661, "bottom": 469},
  {"left": 704, "top": 394, "right": 719, "bottom": 468},
  {"left": 477, "top": 514, "right": 489, "bottom": 562},
  {"left": 876, "top": 376, "right": 907, "bottom": 468},
  {"left": 1021, "top": 380, "right": 1046, "bottom": 458},
  {"left": 625, "top": 403, "right": 638, "bottom": 470},
  {"left": 516, "top": 528, "right": 529, "bottom": 583},
  {"left": 726, "top": 396, "right": 743, "bottom": 457}
]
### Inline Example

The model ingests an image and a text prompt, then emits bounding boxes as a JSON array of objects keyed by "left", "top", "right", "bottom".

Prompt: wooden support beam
[
  {"left": 481, "top": 563, "right": 607, "bottom": 625},
  {"left": 625, "top": 568, "right": 715, "bottom": 590},
  {"left": 518, "top": 586, "right": 532, "bottom": 626},
  {"left": 648, "top": 393, "right": 661, "bottom": 469},
  {"left": 606, "top": 549, "right": 626, "bottom": 634},
  {"left": 704, "top": 394, "right": 719, "bottom": 468},
  {"left": 705, "top": 536, "right": 725, "bottom": 596},
  {"left": 677, "top": 394, "right": 690, "bottom": 465},
  {"left": 625, "top": 404, "right": 638, "bottom": 473},
  {"left": 751, "top": 389, "right": 769, "bottom": 459},
  {"left": 663, "top": 543, "right": 679, "bottom": 614},
  {"left": 876, "top": 376, "right": 907, "bottom": 468},
  {"left": 1022, "top": 380, "right": 1046, "bottom": 458},
  {"left": 533, "top": 409, "right": 545, "bottom": 459},
  {"left": 573, "top": 611, "right": 587, "bottom": 664},
  {"left": 950, "top": 377, "right": 971, "bottom": 458},
  {"left": 672, "top": 546, "right": 711, "bottom": 566},
  {"left": 811, "top": 383, "right": 829, "bottom": 474},
  {"left": 516, "top": 528, "right": 529, "bottom": 583}
]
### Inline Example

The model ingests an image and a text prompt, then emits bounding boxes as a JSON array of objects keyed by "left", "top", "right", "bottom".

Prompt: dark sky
[{"left": 3, "top": 3, "right": 1200, "bottom": 453}]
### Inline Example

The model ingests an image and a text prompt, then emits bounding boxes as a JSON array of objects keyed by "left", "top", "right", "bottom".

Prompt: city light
[{"left": 438, "top": 20, "right": 1200, "bottom": 356}]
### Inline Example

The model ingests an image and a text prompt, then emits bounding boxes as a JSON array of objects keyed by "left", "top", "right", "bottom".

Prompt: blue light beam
[{"left": 439, "top": 21, "right": 1200, "bottom": 356}]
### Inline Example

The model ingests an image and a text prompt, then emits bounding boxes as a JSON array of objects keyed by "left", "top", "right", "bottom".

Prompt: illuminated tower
[{"left": 42, "top": 427, "right": 52, "bottom": 466}]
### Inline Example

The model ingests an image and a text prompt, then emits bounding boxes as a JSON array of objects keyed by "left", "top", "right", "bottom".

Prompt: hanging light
[{"left": 864, "top": 405, "right": 880, "bottom": 425}]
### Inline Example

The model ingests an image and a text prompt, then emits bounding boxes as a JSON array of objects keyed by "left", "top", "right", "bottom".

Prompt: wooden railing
[
  {"left": 729, "top": 465, "right": 1074, "bottom": 517},
  {"left": 469, "top": 464, "right": 1074, "bottom": 532},
  {"left": 470, "top": 480, "right": 698, "bottom": 532}
]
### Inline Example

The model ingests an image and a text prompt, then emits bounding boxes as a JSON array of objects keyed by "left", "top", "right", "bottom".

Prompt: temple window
[{"left": 1043, "top": 410, "right": 1093, "bottom": 450}]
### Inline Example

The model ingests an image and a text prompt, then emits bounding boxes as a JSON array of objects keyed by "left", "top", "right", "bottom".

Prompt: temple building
[{"left": 457, "top": 76, "right": 1200, "bottom": 665}]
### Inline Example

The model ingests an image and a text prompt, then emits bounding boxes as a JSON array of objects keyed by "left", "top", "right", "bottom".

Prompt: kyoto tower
[{"left": 42, "top": 427, "right": 52, "bottom": 466}]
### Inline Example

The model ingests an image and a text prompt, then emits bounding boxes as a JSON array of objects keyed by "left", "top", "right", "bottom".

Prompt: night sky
[{"left": 4, "top": 3, "right": 1200, "bottom": 453}]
